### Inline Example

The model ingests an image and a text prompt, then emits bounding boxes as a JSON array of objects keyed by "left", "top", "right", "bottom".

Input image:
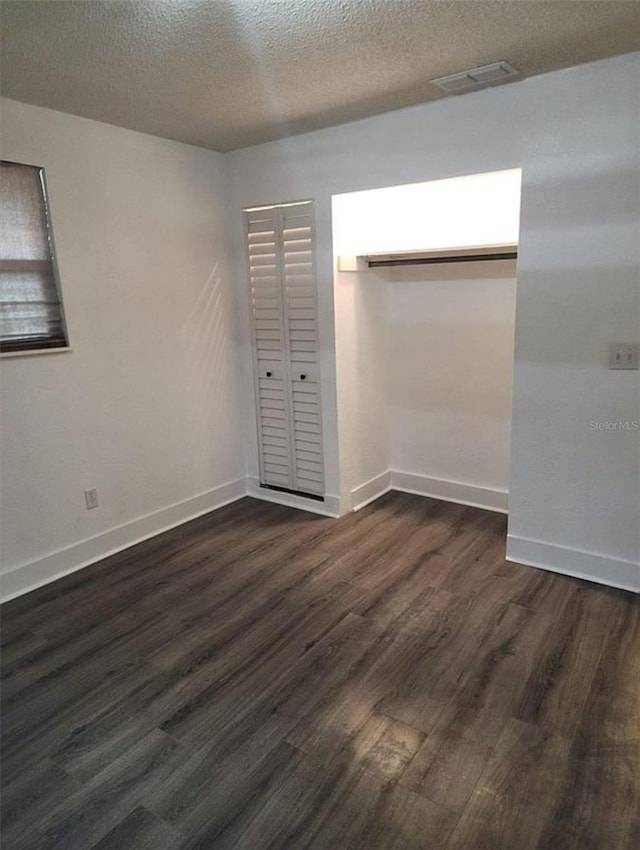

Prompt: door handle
[{"left": 300, "top": 373, "right": 307, "bottom": 380}]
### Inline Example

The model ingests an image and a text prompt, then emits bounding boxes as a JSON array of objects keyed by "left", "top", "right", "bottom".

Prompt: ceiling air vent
[{"left": 431, "top": 61, "right": 520, "bottom": 94}]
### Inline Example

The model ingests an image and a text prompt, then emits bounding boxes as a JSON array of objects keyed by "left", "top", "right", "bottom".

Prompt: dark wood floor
[{"left": 1, "top": 493, "right": 638, "bottom": 849}]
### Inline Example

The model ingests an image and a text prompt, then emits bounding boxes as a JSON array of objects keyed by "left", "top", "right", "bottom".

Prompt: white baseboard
[
  {"left": 0, "top": 478, "right": 247, "bottom": 603},
  {"left": 391, "top": 470, "right": 508, "bottom": 514},
  {"left": 246, "top": 477, "right": 341, "bottom": 518},
  {"left": 350, "top": 472, "right": 392, "bottom": 511},
  {"left": 507, "top": 535, "right": 640, "bottom": 593},
  {"left": 7, "top": 472, "right": 634, "bottom": 603}
]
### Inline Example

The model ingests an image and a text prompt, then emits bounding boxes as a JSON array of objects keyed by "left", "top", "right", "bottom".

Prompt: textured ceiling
[{"left": 2, "top": 1, "right": 640, "bottom": 152}]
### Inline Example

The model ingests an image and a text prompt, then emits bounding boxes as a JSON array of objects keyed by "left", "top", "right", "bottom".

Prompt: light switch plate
[{"left": 609, "top": 343, "right": 639, "bottom": 370}]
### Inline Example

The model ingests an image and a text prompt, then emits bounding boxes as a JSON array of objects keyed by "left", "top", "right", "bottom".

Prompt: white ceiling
[{"left": 2, "top": 1, "right": 639, "bottom": 152}]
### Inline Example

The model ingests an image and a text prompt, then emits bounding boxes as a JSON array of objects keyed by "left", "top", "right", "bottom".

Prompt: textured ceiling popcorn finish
[{"left": 2, "top": 0, "right": 640, "bottom": 151}]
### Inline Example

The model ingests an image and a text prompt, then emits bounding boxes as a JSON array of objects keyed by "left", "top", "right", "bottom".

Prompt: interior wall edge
[
  {"left": 0, "top": 478, "right": 247, "bottom": 603},
  {"left": 506, "top": 534, "right": 640, "bottom": 594}
]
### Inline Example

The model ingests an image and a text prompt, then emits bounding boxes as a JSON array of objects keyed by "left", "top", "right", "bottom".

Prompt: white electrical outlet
[
  {"left": 84, "top": 488, "right": 99, "bottom": 510},
  {"left": 608, "top": 343, "right": 639, "bottom": 371}
]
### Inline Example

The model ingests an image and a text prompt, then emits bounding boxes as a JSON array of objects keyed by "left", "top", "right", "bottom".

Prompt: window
[{"left": 0, "top": 160, "right": 69, "bottom": 353}]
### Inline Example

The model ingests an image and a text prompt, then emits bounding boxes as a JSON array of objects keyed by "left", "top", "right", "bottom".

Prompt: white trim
[
  {"left": 1, "top": 346, "right": 73, "bottom": 360},
  {"left": 390, "top": 470, "right": 508, "bottom": 513},
  {"left": 4, "top": 474, "right": 634, "bottom": 602},
  {"left": 244, "top": 199, "right": 312, "bottom": 213},
  {"left": 337, "top": 255, "right": 369, "bottom": 272},
  {"left": 351, "top": 471, "right": 392, "bottom": 511},
  {"left": 246, "top": 476, "right": 340, "bottom": 517},
  {"left": 0, "top": 478, "right": 247, "bottom": 602},
  {"left": 507, "top": 535, "right": 640, "bottom": 593}
]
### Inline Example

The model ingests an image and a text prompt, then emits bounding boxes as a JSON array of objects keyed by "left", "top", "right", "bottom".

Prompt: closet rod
[{"left": 367, "top": 250, "right": 518, "bottom": 268}]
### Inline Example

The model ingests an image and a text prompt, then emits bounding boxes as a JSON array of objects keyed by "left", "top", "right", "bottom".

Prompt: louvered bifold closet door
[
  {"left": 281, "top": 205, "right": 324, "bottom": 497},
  {"left": 247, "top": 208, "right": 293, "bottom": 490},
  {"left": 246, "top": 201, "right": 324, "bottom": 499}
]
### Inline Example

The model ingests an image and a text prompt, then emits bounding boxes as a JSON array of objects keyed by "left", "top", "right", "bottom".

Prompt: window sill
[{"left": 0, "top": 346, "right": 73, "bottom": 360}]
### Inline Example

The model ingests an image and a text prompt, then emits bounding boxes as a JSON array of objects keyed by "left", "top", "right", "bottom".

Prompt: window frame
[{"left": 0, "top": 159, "right": 70, "bottom": 356}]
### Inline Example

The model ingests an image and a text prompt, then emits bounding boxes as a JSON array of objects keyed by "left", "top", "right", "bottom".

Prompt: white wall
[
  {"left": 389, "top": 262, "right": 517, "bottom": 500},
  {"left": 331, "top": 169, "right": 521, "bottom": 255},
  {"left": 0, "top": 99, "right": 245, "bottom": 598},
  {"left": 333, "top": 265, "right": 389, "bottom": 508},
  {"left": 332, "top": 261, "right": 517, "bottom": 514},
  {"left": 229, "top": 53, "right": 640, "bottom": 589}
]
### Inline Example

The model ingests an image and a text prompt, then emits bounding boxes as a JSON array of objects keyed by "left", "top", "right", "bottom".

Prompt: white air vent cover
[{"left": 431, "top": 61, "right": 520, "bottom": 94}]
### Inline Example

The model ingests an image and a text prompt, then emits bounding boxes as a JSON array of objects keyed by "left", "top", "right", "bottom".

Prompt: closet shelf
[{"left": 338, "top": 243, "right": 518, "bottom": 271}]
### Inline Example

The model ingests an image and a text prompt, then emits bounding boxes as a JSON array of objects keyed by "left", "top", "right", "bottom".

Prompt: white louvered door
[
  {"left": 246, "top": 201, "right": 324, "bottom": 499},
  {"left": 247, "top": 208, "right": 293, "bottom": 491},
  {"left": 281, "top": 206, "right": 324, "bottom": 497}
]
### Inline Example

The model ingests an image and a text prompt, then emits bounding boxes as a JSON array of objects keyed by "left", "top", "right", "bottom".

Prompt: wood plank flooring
[{"left": 1, "top": 492, "right": 638, "bottom": 849}]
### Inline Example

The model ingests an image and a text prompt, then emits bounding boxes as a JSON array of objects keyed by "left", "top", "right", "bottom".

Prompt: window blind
[{"left": 0, "top": 161, "right": 68, "bottom": 353}]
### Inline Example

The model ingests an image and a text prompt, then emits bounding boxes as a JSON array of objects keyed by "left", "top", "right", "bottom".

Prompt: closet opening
[{"left": 331, "top": 168, "right": 523, "bottom": 515}]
